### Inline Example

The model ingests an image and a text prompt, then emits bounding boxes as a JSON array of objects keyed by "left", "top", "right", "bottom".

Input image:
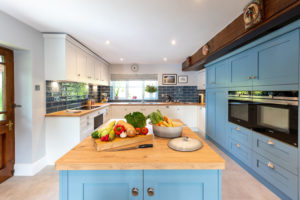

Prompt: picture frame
[
  {"left": 178, "top": 75, "right": 188, "bottom": 83},
  {"left": 162, "top": 74, "right": 177, "bottom": 85}
]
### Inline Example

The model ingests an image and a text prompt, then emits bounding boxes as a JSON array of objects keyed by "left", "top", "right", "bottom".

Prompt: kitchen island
[{"left": 56, "top": 124, "right": 225, "bottom": 200}]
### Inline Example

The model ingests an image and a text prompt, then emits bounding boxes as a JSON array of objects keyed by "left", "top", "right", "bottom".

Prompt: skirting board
[{"left": 14, "top": 156, "right": 47, "bottom": 176}]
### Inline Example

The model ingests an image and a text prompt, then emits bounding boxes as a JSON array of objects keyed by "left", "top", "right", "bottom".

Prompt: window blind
[{"left": 111, "top": 74, "right": 158, "bottom": 81}]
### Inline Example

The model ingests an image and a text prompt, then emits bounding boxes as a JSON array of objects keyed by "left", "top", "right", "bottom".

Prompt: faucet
[{"left": 164, "top": 94, "right": 172, "bottom": 102}]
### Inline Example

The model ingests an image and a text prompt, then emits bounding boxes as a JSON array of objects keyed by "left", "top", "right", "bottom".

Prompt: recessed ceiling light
[
  {"left": 120, "top": 58, "right": 124, "bottom": 61},
  {"left": 171, "top": 40, "right": 176, "bottom": 45},
  {"left": 105, "top": 40, "right": 110, "bottom": 45},
  {"left": 163, "top": 57, "right": 168, "bottom": 62}
]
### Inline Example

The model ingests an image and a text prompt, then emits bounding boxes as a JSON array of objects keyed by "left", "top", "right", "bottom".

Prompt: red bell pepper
[{"left": 114, "top": 125, "right": 125, "bottom": 135}]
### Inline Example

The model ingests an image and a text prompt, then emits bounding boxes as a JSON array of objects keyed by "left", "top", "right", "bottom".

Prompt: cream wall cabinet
[{"left": 44, "top": 34, "right": 109, "bottom": 85}]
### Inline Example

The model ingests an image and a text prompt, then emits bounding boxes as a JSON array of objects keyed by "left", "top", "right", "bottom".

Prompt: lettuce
[
  {"left": 124, "top": 112, "right": 147, "bottom": 128},
  {"left": 148, "top": 110, "right": 164, "bottom": 125}
]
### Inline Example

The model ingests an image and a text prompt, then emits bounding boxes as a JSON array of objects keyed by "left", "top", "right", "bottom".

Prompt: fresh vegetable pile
[
  {"left": 91, "top": 111, "right": 149, "bottom": 142},
  {"left": 148, "top": 110, "right": 182, "bottom": 127}
]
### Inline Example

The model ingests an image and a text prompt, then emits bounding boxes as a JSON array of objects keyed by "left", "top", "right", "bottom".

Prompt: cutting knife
[{"left": 107, "top": 144, "right": 153, "bottom": 151}]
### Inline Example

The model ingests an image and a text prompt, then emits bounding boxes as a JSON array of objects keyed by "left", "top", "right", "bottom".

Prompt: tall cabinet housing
[
  {"left": 205, "top": 20, "right": 300, "bottom": 200},
  {"left": 44, "top": 34, "right": 110, "bottom": 85}
]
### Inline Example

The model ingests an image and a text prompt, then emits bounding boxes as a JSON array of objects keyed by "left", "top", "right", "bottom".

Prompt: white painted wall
[
  {"left": 0, "top": 11, "right": 46, "bottom": 175},
  {"left": 110, "top": 64, "right": 198, "bottom": 86}
]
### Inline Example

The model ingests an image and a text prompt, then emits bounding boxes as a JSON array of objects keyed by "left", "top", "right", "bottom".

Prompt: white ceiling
[{"left": 0, "top": 0, "right": 249, "bottom": 64}]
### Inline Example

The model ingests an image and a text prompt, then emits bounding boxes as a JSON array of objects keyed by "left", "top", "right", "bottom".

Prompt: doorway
[{"left": 0, "top": 46, "right": 15, "bottom": 183}]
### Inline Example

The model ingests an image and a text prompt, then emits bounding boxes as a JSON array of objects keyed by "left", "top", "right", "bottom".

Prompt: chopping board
[{"left": 94, "top": 119, "right": 154, "bottom": 151}]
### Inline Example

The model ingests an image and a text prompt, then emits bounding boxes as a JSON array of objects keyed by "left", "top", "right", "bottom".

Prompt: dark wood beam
[{"left": 183, "top": 0, "right": 300, "bottom": 71}]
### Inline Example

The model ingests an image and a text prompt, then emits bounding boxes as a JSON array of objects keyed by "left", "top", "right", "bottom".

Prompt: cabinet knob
[
  {"left": 235, "top": 127, "right": 240, "bottom": 131},
  {"left": 131, "top": 188, "right": 139, "bottom": 196},
  {"left": 236, "top": 144, "right": 241, "bottom": 148},
  {"left": 77, "top": 74, "right": 81, "bottom": 77},
  {"left": 267, "top": 162, "right": 274, "bottom": 169},
  {"left": 248, "top": 76, "right": 252, "bottom": 80},
  {"left": 147, "top": 187, "right": 154, "bottom": 196},
  {"left": 267, "top": 140, "right": 274, "bottom": 145}
]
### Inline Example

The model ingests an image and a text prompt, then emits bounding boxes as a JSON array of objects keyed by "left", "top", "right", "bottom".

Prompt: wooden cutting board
[
  {"left": 94, "top": 119, "right": 154, "bottom": 151},
  {"left": 94, "top": 133, "right": 153, "bottom": 151}
]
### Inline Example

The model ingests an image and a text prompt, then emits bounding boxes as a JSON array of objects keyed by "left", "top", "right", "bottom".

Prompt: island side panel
[{"left": 59, "top": 170, "right": 221, "bottom": 200}]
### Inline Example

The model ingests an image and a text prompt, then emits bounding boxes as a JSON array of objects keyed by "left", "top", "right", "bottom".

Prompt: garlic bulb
[{"left": 120, "top": 132, "right": 127, "bottom": 138}]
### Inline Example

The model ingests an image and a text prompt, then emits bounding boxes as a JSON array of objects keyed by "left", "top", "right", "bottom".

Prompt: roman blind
[{"left": 111, "top": 74, "right": 158, "bottom": 81}]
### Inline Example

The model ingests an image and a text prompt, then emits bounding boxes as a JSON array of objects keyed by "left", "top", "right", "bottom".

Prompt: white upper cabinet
[
  {"left": 197, "top": 69, "right": 206, "bottom": 90},
  {"left": 44, "top": 34, "right": 109, "bottom": 85}
]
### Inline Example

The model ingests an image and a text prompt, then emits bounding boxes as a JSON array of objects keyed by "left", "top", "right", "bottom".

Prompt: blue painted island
[{"left": 55, "top": 125, "right": 225, "bottom": 200}]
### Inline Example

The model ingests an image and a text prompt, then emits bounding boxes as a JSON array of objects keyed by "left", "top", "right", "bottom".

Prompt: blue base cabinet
[
  {"left": 59, "top": 170, "right": 222, "bottom": 200},
  {"left": 205, "top": 19, "right": 300, "bottom": 200}
]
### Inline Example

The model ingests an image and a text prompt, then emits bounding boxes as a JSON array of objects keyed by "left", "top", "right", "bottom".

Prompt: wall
[
  {"left": 0, "top": 11, "right": 46, "bottom": 175},
  {"left": 110, "top": 64, "right": 198, "bottom": 86}
]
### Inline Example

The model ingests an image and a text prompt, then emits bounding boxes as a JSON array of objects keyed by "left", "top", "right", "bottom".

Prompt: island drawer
[
  {"left": 252, "top": 152, "right": 298, "bottom": 200},
  {"left": 228, "top": 123, "right": 252, "bottom": 147},
  {"left": 228, "top": 137, "right": 252, "bottom": 167},
  {"left": 252, "top": 132, "right": 298, "bottom": 175}
]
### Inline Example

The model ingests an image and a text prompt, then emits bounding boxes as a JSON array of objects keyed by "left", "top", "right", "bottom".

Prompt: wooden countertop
[
  {"left": 45, "top": 102, "right": 205, "bottom": 117},
  {"left": 55, "top": 123, "right": 225, "bottom": 170}
]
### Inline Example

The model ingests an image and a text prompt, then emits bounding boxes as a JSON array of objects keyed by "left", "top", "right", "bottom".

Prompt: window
[{"left": 111, "top": 80, "right": 158, "bottom": 100}]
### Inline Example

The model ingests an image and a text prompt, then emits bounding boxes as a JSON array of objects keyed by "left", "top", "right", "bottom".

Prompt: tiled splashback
[
  {"left": 46, "top": 81, "right": 111, "bottom": 113},
  {"left": 158, "top": 86, "right": 198, "bottom": 102},
  {"left": 46, "top": 81, "right": 198, "bottom": 113}
]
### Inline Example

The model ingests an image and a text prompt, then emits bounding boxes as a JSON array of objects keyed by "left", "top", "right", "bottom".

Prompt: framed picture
[
  {"left": 178, "top": 75, "right": 188, "bottom": 83},
  {"left": 162, "top": 74, "right": 177, "bottom": 85}
]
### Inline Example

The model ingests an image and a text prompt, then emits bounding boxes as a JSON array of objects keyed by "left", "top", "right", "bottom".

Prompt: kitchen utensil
[
  {"left": 168, "top": 136, "right": 202, "bottom": 152},
  {"left": 107, "top": 144, "right": 153, "bottom": 151},
  {"left": 152, "top": 125, "right": 183, "bottom": 138}
]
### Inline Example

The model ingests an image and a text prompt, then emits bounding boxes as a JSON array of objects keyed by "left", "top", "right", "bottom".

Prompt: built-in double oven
[{"left": 229, "top": 91, "right": 298, "bottom": 147}]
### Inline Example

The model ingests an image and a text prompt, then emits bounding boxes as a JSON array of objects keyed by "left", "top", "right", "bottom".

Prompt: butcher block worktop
[
  {"left": 45, "top": 102, "right": 205, "bottom": 117},
  {"left": 55, "top": 123, "right": 225, "bottom": 171}
]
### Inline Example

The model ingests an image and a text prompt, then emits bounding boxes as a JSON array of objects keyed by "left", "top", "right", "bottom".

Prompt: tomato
[
  {"left": 135, "top": 127, "right": 142, "bottom": 134},
  {"left": 141, "top": 127, "right": 149, "bottom": 135}
]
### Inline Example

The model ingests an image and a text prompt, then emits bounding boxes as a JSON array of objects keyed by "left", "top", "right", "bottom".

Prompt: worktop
[
  {"left": 45, "top": 102, "right": 205, "bottom": 117},
  {"left": 55, "top": 125, "right": 224, "bottom": 170}
]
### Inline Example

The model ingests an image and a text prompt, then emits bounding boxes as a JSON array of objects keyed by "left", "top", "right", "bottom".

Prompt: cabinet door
[
  {"left": 77, "top": 50, "right": 87, "bottom": 82},
  {"left": 253, "top": 29, "right": 299, "bottom": 86},
  {"left": 206, "top": 90, "right": 216, "bottom": 140},
  {"left": 65, "top": 41, "right": 78, "bottom": 81},
  {"left": 229, "top": 49, "right": 257, "bottom": 87},
  {"left": 61, "top": 170, "right": 143, "bottom": 200},
  {"left": 86, "top": 56, "right": 95, "bottom": 83},
  {"left": 101, "top": 63, "right": 109, "bottom": 86},
  {"left": 215, "top": 60, "right": 230, "bottom": 87},
  {"left": 94, "top": 61, "right": 101, "bottom": 83},
  {"left": 206, "top": 66, "right": 215, "bottom": 88},
  {"left": 215, "top": 90, "right": 228, "bottom": 149},
  {"left": 144, "top": 170, "right": 221, "bottom": 200}
]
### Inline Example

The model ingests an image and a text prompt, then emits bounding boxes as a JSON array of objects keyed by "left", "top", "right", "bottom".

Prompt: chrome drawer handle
[
  {"left": 267, "top": 162, "right": 274, "bottom": 169},
  {"left": 236, "top": 144, "right": 241, "bottom": 148},
  {"left": 236, "top": 127, "right": 240, "bottom": 131},
  {"left": 209, "top": 81, "right": 216, "bottom": 84},
  {"left": 267, "top": 140, "right": 274, "bottom": 145},
  {"left": 131, "top": 188, "right": 139, "bottom": 196},
  {"left": 147, "top": 188, "right": 154, "bottom": 196}
]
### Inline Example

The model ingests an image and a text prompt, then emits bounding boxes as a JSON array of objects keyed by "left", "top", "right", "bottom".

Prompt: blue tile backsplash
[{"left": 46, "top": 81, "right": 198, "bottom": 113}]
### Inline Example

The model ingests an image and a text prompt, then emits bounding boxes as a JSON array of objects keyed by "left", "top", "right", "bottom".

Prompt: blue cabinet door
[
  {"left": 206, "top": 66, "right": 216, "bottom": 88},
  {"left": 253, "top": 29, "right": 299, "bottom": 86},
  {"left": 144, "top": 170, "right": 221, "bottom": 200},
  {"left": 215, "top": 89, "right": 228, "bottom": 149},
  {"left": 60, "top": 170, "right": 143, "bottom": 200},
  {"left": 206, "top": 90, "right": 216, "bottom": 140},
  {"left": 229, "top": 49, "right": 257, "bottom": 87}
]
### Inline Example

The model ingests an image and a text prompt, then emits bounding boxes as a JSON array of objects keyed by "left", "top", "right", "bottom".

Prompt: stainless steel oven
[{"left": 228, "top": 91, "right": 298, "bottom": 147}]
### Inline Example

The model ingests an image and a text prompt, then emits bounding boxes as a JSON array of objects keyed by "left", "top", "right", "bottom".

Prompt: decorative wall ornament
[
  {"left": 243, "top": 0, "right": 264, "bottom": 29},
  {"left": 202, "top": 44, "right": 209, "bottom": 56}
]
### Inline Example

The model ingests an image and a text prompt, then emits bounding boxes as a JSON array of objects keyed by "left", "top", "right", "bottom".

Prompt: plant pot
[{"left": 114, "top": 96, "right": 118, "bottom": 100}]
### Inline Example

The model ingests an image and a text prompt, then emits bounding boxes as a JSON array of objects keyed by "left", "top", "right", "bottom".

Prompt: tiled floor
[{"left": 0, "top": 141, "right": 279, "bottom": 200}]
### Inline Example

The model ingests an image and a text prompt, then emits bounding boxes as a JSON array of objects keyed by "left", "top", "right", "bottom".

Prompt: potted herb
[
  {"left": 114, "top": 88, "right": 119, "bottom": 100},
  {"left": 145, "top": 85, "right": 157, "bottom": 93}
]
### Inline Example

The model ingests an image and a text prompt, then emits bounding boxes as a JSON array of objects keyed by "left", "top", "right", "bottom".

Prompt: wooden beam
[{"left": 183, "top": 0, "right": 300, "bottom": 71}]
